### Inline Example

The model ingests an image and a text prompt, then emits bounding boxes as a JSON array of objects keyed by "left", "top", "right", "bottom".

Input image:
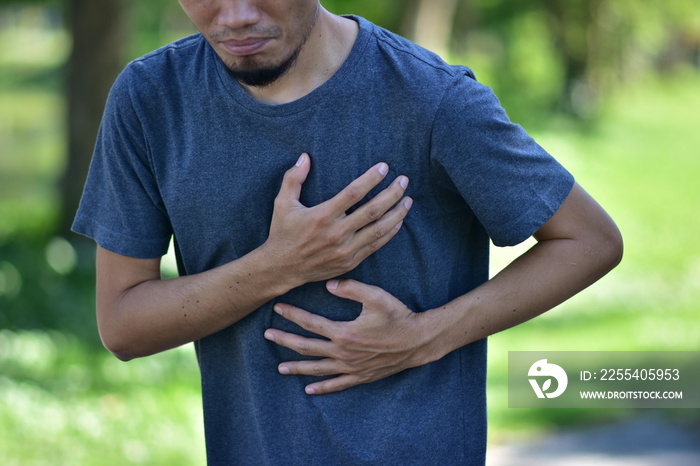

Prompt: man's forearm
[
  {"left": 97, "top": 245, "right": 294, "bottom": 361},
  {"left": 421, "top": 183, "right": 624, "bottom": 361},
  {"left": 420, "top": 230, "right": 623, "bottom": 362}
]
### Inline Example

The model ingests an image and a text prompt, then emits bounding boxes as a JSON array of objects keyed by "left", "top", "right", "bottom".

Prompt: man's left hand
[{"left": 264, "top": 280, "right": 441, "bottom": 395}]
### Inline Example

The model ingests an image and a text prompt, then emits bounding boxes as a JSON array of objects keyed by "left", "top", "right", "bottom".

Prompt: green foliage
[
  {"left": 0, "top": 238, "right": 99, "bottom": 345},
  {"left": 126, "top": 0, "right": 197, "bottom": 59},
  {"left": 0, "top": 90, "right": 65, "bottom": 239},
  {"left": 323, "top": 0, "right": 406, "bottom": 31}
]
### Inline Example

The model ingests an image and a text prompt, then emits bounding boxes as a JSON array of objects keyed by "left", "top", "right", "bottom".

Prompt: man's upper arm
[
  {"left": 95, "top": 246, "right": 162, "bottom": 324},
  {"left": 534, "top": 182, "right": 623, "bottom": 257}
]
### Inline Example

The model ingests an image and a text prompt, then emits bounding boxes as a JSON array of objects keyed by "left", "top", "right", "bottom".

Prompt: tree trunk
[
  {"left": 409, "top": 0, "right": 460, "bottom": 59},
  {"left": 59, "top": 0, "right": 126, "bottom": 236}
]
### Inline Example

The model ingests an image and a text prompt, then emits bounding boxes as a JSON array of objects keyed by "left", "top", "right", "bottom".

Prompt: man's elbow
[
  {"left": 98, "top": 323, "right": 139, "bottom": 362},
  {"left": 108, "top": 348, "right": 137, "bottom": 362},
  {"left": 102, "top": 337, "right": 138, "bottom": 362},
  {"left": 593, "top": 220, "right": 624, "bottom": 274}
]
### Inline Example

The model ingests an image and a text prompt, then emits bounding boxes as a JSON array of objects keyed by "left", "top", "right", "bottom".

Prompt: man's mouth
[{"left": 220, "top": 37, "right": 273, "bottom": 56}]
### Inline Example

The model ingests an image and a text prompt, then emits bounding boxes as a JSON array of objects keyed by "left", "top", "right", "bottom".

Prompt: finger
[
  {"left": 326, "top": 279, "right": 387, "bottom": 306},
  {"left": 305, "top": 374, "right": 362, "bottom": 395},
  {"left": 276, "top": 153, "right": 311, "bottom": 203},
  {"left": 343, "top": 175, "right": 409, "bottom": 232},
  {"left": 349, "top": 196, "right": 413, "bottom": 261},
  {"left": 272, "top": 303, "right": 337, "bottom": 339},
  {"left": 276, "top": 358, "right": 342, "bottom": 378},
  {"left": 264, "top": 330, "right": 335, "bottom": 358},
  {"left": 323, "top": 162, "right": 389, "bottom": 214}
]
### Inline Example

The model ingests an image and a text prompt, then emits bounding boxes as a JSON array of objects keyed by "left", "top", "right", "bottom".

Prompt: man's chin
[
  {"left": 228, "top": 66, "right": 289, "bottom": 87},
  {"left": 227, "top": 46, "right": 301, "bottom": 88}
]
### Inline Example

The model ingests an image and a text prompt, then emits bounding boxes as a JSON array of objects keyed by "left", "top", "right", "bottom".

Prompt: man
[{"left": 73, "top": 1, "right": 623, "bottom": 464}]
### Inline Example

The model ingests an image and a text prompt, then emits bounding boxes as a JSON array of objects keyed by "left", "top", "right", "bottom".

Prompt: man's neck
[{"left": 240, "top": 11, "right": 359, "bottom": 105}]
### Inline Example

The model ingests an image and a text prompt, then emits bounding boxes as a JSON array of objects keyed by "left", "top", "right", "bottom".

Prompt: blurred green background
[{"left": 1, "top": 0, "right": 698, "bottom": 464}]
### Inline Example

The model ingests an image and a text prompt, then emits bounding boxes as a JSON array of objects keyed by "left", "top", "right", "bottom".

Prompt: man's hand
[
  {"left": 93, "top": 153, "right": 412, "bottom": 361},
  {"left": 264, "top": 279, "right": 440, "bottom": 395},
  {"left": 261, "top": 153, "right": 413, "bottom": 288}
]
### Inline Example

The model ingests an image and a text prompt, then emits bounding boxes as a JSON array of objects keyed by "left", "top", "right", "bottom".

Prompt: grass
[{"left": 0, "top": 331, "right": 206, "bottom": 465}]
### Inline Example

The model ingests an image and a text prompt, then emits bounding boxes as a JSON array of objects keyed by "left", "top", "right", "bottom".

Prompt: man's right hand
[
  {"left": 262, "top": 153, "right": 412, "bottom": 287},
  {"left": 94, "top": 152, "right": 411, "bottom": 361}
]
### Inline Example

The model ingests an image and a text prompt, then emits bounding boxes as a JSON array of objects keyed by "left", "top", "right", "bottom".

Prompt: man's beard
[
  {"left": 226, "top": 46, "right": 301, "bottom": 87},
  {"left": 223, "top": 5, "right": 319, "bottom": 88}
]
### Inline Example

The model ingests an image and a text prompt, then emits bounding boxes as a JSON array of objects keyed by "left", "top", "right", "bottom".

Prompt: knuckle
[
  {"left": 365, "top": 204, "right": 382, "bottom": 221},
  {"left": 345, "top": 354, "right": 366, "bottom": 367},
  {"left": 331, "top": 245, "right": 355, "bottom": 266},
  {"left": 371, "top": 286, "right": 387, "bottom": 300},
  {"left": 309, "top": 213, "right": 328, "bottom": 230},
  {"left": 324, "top": 228, "right": 344, "bottom": 246},
  {"left": 279, "top": 169, "right": 294, "bottom": 186},
  {"left": 273, "top": 195, "right": 286, "bottom": 210},
  {"left": 334, "top": 329, "right": 357, "bottom": 347},
  {"left": 345, "top": 185, "right": 363, "bottom": 203},
  {"left": 334, "top": 347, "right": 355, "bottom": 362},
  {"left": 373, "top": 224, "right": 387, "bottom": 239},
  {"left": 296, "top": 341, "right": 312, "bottom": 356},
  {"left": 332, "top": 380, "right": 352, "bottom": 392},
  {"left": 366, "top": 287, "right": 388, "bottom": 306}
]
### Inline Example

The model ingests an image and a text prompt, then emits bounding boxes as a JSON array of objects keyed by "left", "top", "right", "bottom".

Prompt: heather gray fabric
[{"left": 73, "top": 16, "right": 574, "bottom": 465}]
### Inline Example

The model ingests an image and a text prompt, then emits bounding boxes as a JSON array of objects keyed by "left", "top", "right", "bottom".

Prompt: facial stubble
[{"left": 226, "top": 6, "right": 319, "bottom": 88}]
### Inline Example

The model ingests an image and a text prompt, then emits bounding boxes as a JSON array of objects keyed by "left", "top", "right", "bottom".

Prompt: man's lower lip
[{"left": 221, "top": 39, "right": 271, "bottom": 56}]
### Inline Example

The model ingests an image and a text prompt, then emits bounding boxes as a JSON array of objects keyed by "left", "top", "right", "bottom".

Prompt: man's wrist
[
  {"left": 417, "top": 302, "right": 476, "bottom": 364},
  {"left": 409, "top": 309, "right": 450, "bottom": 366},
  {"left": 247, "top": 242, "right": 304, "bottom": 297}
]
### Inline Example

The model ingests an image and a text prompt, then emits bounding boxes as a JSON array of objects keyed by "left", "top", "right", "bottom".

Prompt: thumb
[
  {"left": 326, "top": 279, "right": 385, "bottom": 307},
  {"left": 277, "top": 153, "right": 311, "bottom": 203}
]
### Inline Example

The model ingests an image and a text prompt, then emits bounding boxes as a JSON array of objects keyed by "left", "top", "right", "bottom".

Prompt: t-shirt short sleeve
[
  {"left": 71, "top": 67, "right": 172, "bottom": 258},
  {"left": 431, "top": 70, "right": 574, "bottom": 247}
]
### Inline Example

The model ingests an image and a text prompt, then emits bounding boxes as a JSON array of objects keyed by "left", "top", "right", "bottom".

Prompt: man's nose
[{"left": 216, "top": 0, "right": 262, "bottom": 30}]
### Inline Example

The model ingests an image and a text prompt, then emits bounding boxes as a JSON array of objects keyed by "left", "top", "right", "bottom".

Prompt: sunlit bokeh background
[{"left": 1, "top": 0, "right": 698, "bottom": 464}]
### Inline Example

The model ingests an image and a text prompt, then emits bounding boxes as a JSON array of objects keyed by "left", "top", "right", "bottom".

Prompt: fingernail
[
  {"left": 295, "top": 153, "right": 305, "bottom": 167},
  {"left": 404, "top": 198, "right": 413, "bottom": 209},
  {"left": 305, "top": 386, "right": 316, "bottom": 395},
  {"left": 279, "top": 365, "right": 290, "bottom": 375},
  {"left": 264, "top": 331, "right": 274, "bottom": 342},
  {"left": 399, "top": 176, "right": 409, "bottom": 189},
  {"left": 327, "top": 280, "right": 339, "bottom": 291},
  {"left": 378, "top": 163, "right": 388, "bottom": 176},
  {"left": 273, "top": 305, "right": 283, "bottom": 315}
]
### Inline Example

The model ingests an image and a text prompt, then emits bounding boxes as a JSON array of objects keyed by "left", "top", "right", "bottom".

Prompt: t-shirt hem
[
  {"left": 71, "top": 215, "right": 170, "bottom": 259},
  {"left": 490, "top": 174, "right": 575, "bottom": 247}
]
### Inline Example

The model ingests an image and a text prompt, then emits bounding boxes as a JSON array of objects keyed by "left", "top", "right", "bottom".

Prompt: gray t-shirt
[{"left": 73, "top": 16, "right": 573, "bottom": 465}]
